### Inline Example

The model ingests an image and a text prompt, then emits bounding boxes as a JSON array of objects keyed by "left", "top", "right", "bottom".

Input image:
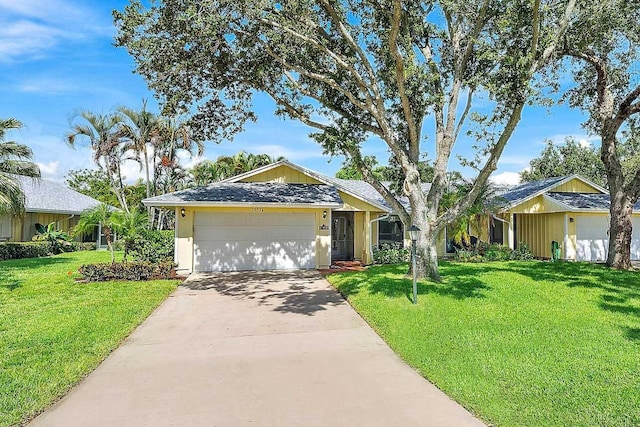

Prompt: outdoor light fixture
[
  {"left": 409, "top": 224, "right": 420, "bottom": 241},
  {"left": 569, "top": 217, "right": 574, "bottom": 223},
  {"left": 180, "top": 208, "right": 186, "bottom": 218},
  {"left": 409, "top": 224, "right": 420, "bottom": 305},
  {"left": 323, "top": 210, "right": 327, "bottom": 219}
]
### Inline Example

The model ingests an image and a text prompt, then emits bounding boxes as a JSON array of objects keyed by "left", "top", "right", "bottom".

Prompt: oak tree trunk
[{"left": 606, "top": 188, "right": 633, "bottom": 269}]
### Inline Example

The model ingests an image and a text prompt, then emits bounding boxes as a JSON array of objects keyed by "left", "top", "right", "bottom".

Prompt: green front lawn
[
  {"left": 327, "top": 261, "right": 640, "bottom": 427},
  {"left": 0, "top": 251, "right": 178, "bottom": 427}
]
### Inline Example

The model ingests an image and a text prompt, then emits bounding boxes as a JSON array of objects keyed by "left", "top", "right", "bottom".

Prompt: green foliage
[
  {"left": 335, "top": 156, "right": 385, "bottom": 180},
  {"left": 75, "top": 204, "right": 117, "bottom": 262},
  {"left": 0, "top": 251, "right": 177, "bottom": 426},
  {"left": 372, "top": 243, "right": 410, "bottom": 264},
  {"left": 128, "top": 229, "right": 174, "bottom": 263},
  {"left": 78, "top": 261, "right": 177, "bottom": 282},
  {"left": 0, "top": 118, "right": 41, "bottom": 215},
  {"left": 0, "top": 240, "right": 96, "bottom": 261},
  {"left": 520, "top": 138, "right": 606, "bottom": 187},
  {"left": 327, "top": 262, "right": 640, "bottom": 426},
  {"left": 189, "top": 151, "right": 284, "bottom": 186},
  {"left": 454, "top": 242, "right": 534, "bottom": 262},
  {"left": 32, "top": 222, "right": 71, "bottom": 254},
  {"left": 66, "top": 169, "right": 147, "bottom": 211},
  {"left": 110, "top": 209, "right": 148, "bottom": 261},
  {"left": 0, "top": 242, "right": 52, "bottom": 261}
]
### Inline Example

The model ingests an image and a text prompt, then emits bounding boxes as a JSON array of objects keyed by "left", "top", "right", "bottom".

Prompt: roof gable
[
  {"left": 499, "top": 175, "right": 607, "bottom": 212},
  {"left": 225, "top": 160, "right": 391, "bottom": 212}
]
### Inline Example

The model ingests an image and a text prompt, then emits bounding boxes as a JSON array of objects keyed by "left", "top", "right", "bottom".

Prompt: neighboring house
[
  {"left": 492, "top": 174, "right": 640, "bottom": 262},
  {"left": 0, "top": 176, "right": 105, "bottom": 245},
  {"left": 144, "top": 160, "right": 442, "bottom": 273}
]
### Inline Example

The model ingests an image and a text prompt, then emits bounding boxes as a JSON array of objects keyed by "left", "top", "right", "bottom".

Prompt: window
[{"left": 378, "top": 218, "right": 404, "bottom": 248}]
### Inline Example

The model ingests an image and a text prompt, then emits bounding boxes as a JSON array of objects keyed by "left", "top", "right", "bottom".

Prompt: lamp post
[{"left": 408, "top": 224, "right": 420, "bottom": 305}]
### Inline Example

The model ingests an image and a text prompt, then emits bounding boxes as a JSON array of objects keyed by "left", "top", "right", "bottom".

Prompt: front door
[{"left": 331, "top": 212, "right": 354, "bottom": 261}]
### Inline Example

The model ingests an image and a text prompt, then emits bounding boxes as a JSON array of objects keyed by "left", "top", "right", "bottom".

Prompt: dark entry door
[{"left": 331, "top": 212, "right": 354, "bottom": 261}]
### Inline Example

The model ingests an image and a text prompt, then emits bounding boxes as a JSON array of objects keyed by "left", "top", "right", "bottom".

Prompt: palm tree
[
  {"left": 111, "top": 209, "right": 148, "bottom": 261},
  {"left": 67, "top": 112, "right": 130, "bottom": 213},
  {"left": 75, "top": 204, "right": 117, "bottom": 262},
  {"left": 117, "top": 101, "right": 161, "bottom": 201},
  {"left": 0, "top": 118, "right": 40, "bottom": 214}
]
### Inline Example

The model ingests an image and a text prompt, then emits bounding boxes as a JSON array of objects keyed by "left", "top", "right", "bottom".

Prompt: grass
[
  {"left": 327, "top": 261, "right": 640, "bottom": 427},
  {"left": 0, "top": 251, "right": 178, "bottom": 427}
]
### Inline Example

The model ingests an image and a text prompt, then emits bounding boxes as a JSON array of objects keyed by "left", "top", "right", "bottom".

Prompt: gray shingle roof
[
  {"left": 547, "top": 192, "right": 640, "bottom": 211},
  {"left": 15, "top": 176, "right": 103, "bottom": 214},
  {"left": 143, "top": 182, "right": 343, "bottom": 206},
  {"left": 499, "top": 176, "right": 567, "bottom": 204}
]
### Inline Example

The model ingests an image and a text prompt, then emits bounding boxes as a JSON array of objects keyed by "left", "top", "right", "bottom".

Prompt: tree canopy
[
  {"left": 115, "top": 0, "right": 578, "bottom": 280},
  {"left": 520, "top": 138, "right": 606, "bottom": 187}
]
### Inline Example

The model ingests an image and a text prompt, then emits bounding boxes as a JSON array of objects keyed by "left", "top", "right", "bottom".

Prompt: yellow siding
[
  {"left": 509, "top": 195, "right": 569, "bottom": 214},
  {"left": 336, "top": 191, "right": 385, "bottom": 212},
  {"left": 241, "top": 165, "right": 323, "bottom": 184},
  {"left": 516, "top": 213, "right": 565, "bottom": 258},
  {"left": 550, "top": 178, "right": 601, "bottom": 193},
  {"left": 9, "top": 213, "right": 80, "bottom": 242}
]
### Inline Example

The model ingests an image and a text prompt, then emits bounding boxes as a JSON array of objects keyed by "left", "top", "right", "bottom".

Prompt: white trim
[
  {"left": 563, "top": 213, "right": 569, "bottom": 260},
  {"left": 222, "top": 160, "right": 392, "bottom": 213},
  {"left": 143, "top": 200, "right": 343, "bottom": 209}
]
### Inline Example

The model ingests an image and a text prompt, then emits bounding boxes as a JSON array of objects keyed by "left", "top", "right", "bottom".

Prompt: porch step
[{"left": 318, "top": 260, "right": 366, "bottom": 275}]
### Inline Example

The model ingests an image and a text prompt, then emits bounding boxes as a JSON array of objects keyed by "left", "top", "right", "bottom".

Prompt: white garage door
[
  {"left": 576, "top": 216, "right": 609, "bottom": 262},
  {"left": 193, "top": 212, "right": 316, "bottom": 272},
  {"left": 630, "top": 217, "right": 640, "bottom": 260}
]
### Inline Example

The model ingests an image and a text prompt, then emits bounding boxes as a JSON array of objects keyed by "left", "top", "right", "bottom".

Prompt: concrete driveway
[{"left": 30, "top": 271, "right": 484, "bottom": 427}]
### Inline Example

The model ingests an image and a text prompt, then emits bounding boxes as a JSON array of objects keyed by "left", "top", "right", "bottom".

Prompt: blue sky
[{"left": 0, "top": 0, "right": 596, "bottom": 186}]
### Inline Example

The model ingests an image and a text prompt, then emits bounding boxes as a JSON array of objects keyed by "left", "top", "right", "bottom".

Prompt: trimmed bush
[
  {"left": 78, "top": 261, "right": 177, "bottom": 282},
  {"left": 454, "top": 242, "right": 534, "bottom": 263},
  {"left": 129, "top": 230, "right": 174, "bottom": 263},
  {"left": 0, "top": 241, "right": 98, "bottom": 261},
  {"left": 373, "top": 243, "right": 411, "bottom": 264},
  {"left": 0, "top": 242, "right": 52, "bottom": 261}
]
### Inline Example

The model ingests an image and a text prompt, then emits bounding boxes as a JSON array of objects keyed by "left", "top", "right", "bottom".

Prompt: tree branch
[{"left": 390, "top": 0, "right": 419, "bottom": 161}]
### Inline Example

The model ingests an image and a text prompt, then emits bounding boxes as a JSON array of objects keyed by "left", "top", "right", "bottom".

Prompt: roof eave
[{"left": 143, "top": 200, "right": 344, "bottom": 209}]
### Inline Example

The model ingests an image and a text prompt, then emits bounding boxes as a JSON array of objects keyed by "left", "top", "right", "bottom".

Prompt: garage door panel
[
  {"left": 576, "top": 216, "right": 609, "bottom": 262},
  {"left": 193, "top": 212, "right": 316, "bottom": 271}
]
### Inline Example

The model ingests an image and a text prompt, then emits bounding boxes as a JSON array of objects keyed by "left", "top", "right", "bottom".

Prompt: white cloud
[
  {"left": 0, "top": 0, "right": 107, "bottom": 62},
  {"left": 490, "top": 171, "right": 521, "bottom": 186},
  {"left": 36, "top": 160, "right": 59, "bottom": 177}
]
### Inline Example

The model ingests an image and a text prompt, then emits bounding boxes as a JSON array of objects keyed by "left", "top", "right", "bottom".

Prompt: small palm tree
[
  {"left": 0, "top": 118, "right": 41, "bottom": 214},
  {"left": 111, "top": 209, "right": 148, "bottom": 261},
  {"left": 75, "top": 204, "right": 117, "bottom": 262}
]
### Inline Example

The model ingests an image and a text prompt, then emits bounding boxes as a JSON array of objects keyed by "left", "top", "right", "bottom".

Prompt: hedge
[
  {"left": 0, "top": 241, "right": 97, "bottom": 261},
  {"left": 78, "top": 261, "right": 177, "bottom": 282}
]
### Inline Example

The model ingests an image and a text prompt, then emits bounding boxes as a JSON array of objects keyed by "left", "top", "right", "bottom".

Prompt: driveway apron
[{"left": 30, "top": 271, "right": 484, "bottom": 427}]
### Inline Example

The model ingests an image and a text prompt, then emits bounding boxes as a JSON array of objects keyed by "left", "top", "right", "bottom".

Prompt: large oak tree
[
  {"left": 562, "top": 0, "right": 640, "bottom": 269},
  {"left": 115, "top": 0, "right": 577, "bottom": 279}
]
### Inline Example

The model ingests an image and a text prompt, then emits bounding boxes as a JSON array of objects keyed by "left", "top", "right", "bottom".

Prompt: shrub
[
  {"left": 129, "top": 230, "right": 174, "bottom": 263},
  {"left": 78, "top": 261, "right": 177, "bottom": 282},
  {"left": 0, "top": 242, "right": 52, "bottom": 261},
  {"left": 0, "top": 240, "right": 98, "bottom": 261},
  {"left": 373, "top": 243, "right": 410, "bottom": 264},
  {"left": 453, "top": 242, "right": 534, "bottom": 263}
]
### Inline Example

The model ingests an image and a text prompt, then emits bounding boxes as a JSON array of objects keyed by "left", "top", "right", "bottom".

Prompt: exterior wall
[
  {"left": 516, "top": 212, "right": 565, "bottom": 259},
  {"left": 8, "top": 213, "right": 80, "bottom": 242},
  {"left": 550, "top": 179, "right": 601, "bottom": 193},
  {"left": 241, "top": 165, "right": 323, "bottom": 184},
  {"left": 509, "top": 195, "right": 568, "bottom": 214},
  {"left": 175, "top": 206, "right": 331, "bottom": 273}
]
